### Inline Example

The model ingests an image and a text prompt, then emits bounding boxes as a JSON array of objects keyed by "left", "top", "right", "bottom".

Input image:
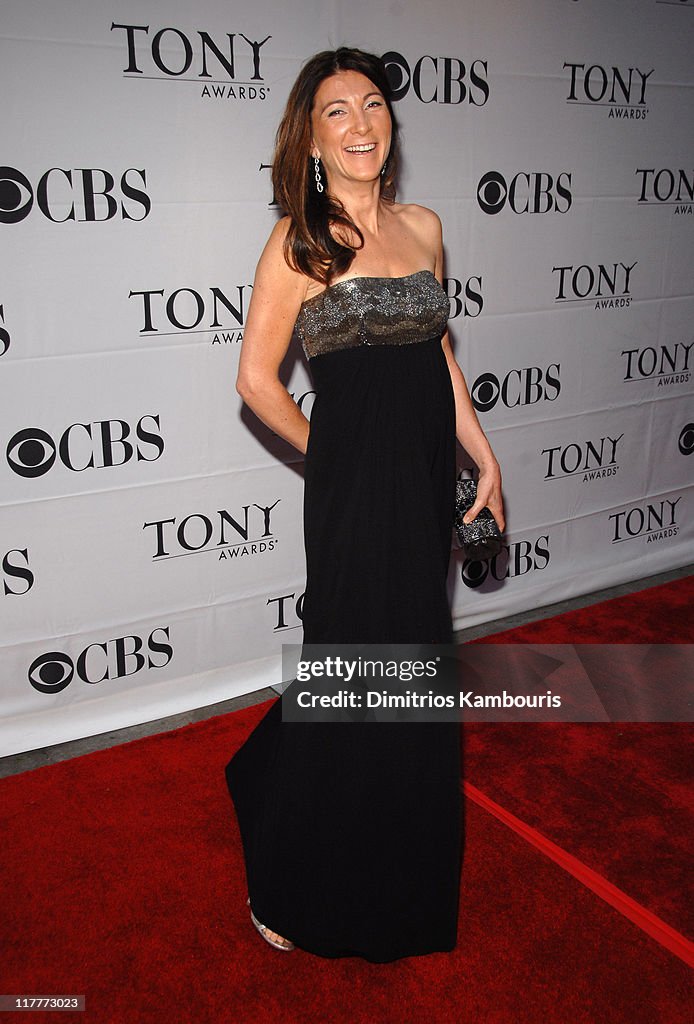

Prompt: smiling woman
[
  {"left": 311, "top": 77, "right": 390, "bottom": 177},
  {"left": 271, "top": 50, "right": 402, "bottom": 291},
  {"left": 224, "top": 45, "right": 504, "bottom": 963}
]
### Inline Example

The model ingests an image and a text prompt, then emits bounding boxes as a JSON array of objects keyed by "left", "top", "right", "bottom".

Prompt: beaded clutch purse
[{"left": 454, "top": 473, "right": 503, "bottom": 561}]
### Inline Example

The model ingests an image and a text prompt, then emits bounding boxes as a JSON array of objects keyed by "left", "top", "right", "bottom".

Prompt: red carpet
[
  {"left": 1, "top": 574, "right": 691, "bottom": 1023},
  {"left": 462, "top": 722, "right": 692, "bottom": 941},
  {"left": 465, "top": 573, "right": 694, "bottom": 944},
  {"left": 474, "top": 573, "right": 693, "bottom": 645}
]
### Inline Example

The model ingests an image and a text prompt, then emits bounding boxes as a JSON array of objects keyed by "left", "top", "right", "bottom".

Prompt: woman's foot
[{"left": 247, "top": 897, "right": 295, "bottom": 951}]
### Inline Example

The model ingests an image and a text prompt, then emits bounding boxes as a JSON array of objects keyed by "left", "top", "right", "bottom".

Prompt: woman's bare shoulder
[
  {"left": 254, "top": 216, "right": 310, "bottom": 303},
  {"left": 392, "top": 201, "right": 442, "bottom": 236},
  {"left": 260, "top": 214, "right": 293, "bottom": 259}
]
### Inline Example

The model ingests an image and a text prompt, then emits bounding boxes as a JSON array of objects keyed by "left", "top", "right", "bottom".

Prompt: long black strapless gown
[{"left": 225, "top": 270, "right": 462, "bottom": 962}]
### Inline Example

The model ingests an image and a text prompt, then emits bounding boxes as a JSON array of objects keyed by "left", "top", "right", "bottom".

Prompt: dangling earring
[{"left": 314, "top": 156, "right": 324, "bottom": 193}]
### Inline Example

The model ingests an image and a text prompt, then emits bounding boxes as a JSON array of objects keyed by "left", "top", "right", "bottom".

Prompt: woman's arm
[
  {"left": 235, "top": 217, "right": 312, "bottom": 455},
  {"left": 426, "top": 209, "right": 506, "bottom": 532}
]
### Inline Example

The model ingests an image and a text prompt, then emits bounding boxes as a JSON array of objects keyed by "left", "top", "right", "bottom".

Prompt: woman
[{"left": 225, "top": 47, "right": 504, "bottom": 962}]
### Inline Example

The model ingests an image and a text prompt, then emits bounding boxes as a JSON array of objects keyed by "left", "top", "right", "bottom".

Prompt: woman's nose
[{"left": 350, "top": 106, "right": 370, "bottom": 133}]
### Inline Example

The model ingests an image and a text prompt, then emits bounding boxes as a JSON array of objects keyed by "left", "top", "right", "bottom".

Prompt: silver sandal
[{"left": 246, "top": 897, "right": 295, "bottom": 951}]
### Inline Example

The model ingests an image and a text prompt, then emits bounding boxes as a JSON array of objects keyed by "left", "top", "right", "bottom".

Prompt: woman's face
[{"left": 310, "top": 70, "right": 392, "bottom": 190}]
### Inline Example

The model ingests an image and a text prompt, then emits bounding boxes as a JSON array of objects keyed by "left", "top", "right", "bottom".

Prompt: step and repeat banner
[{"left": 1, "top": 1, "right": 692, "bottom": 755}]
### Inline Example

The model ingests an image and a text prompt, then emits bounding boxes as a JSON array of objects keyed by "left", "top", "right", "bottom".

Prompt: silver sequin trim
[{"left": 293, "top": 270, "right": 450, "bottom": 359}]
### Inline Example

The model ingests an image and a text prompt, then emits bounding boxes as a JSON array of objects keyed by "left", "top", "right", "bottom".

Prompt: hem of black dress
[
  {"left": 249, "top": 911, "right": 458, "bottom": 963},
  {"left": 289, "top": 936, "right": 458, "bottom": 963}
]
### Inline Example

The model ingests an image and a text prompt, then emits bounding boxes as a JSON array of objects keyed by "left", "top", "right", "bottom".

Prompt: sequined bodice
[{"left": 293, "top": 269, "right": 450, "bottom": 360}]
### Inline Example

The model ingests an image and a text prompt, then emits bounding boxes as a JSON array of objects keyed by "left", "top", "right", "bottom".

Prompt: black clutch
[{"left": 454, "top": 473, "right": 503, "bottom": 561}]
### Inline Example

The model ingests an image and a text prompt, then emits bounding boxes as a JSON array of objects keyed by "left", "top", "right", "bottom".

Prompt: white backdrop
[{"left": 1, "top": 0, "right": 692, "bottom": 755}]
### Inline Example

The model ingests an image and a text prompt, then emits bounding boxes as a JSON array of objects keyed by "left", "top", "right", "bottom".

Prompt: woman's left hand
[{"left": 463, "top": 463, "right": 505, "bottom": 533}]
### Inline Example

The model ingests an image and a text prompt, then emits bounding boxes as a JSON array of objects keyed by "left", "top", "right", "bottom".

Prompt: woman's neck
[{"left": 328, "top": 177, "right": 384, "bottom": 236}]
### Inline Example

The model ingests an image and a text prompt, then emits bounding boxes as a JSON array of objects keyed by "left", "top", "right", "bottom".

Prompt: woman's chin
[{"left": 339, "top": 168, "right": 383, "bottom": 186}]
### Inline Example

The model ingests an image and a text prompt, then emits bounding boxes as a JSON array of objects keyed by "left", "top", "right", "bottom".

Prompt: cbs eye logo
[
  {"left": 679, "top": 423, "right": 694, "bottom": 457},
  {"left": 470, "top": 365, "right": 562, "bottom": 411},
  {"left": 0, "top": 168, "right": 32, "bottom": 224},
  {"left": 476, "top": 170, "right": 572, "bottom": 214},
  {"left": 6, "top": 427, "right": 56, "bottom": 478},
  {"left": 0, "top": 166, "right": 150, "bottom": 223},
  {"left": 28, "top": 629, "right": 174, "bottom": 693},
  {"left": 30, "top": 652, "right": 75, "bottom": 694},
  {"left": 471, "top": 372, "right": 501, "bottom": 412},
  {"left": 380, "top": 50, "right": 489, "bottom": 105},
  {"left": 6, "top": 417, "right": 164, "bottom": 477},
  {"left": 460, "top": 554, "right": 500, "bottom": 587},
  {"left": 476, "top": 172, "right": 507, "bottom": 215}
]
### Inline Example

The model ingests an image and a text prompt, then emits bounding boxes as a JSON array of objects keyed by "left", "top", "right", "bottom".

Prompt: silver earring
[{"left": 314, "top": 156, "right": 324, "bottom": 193}]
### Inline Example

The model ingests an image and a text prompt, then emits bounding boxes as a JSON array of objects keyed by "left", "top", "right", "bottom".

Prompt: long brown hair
[{"left": 272, "top": 47, "right": 401, "bottom": 286}]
